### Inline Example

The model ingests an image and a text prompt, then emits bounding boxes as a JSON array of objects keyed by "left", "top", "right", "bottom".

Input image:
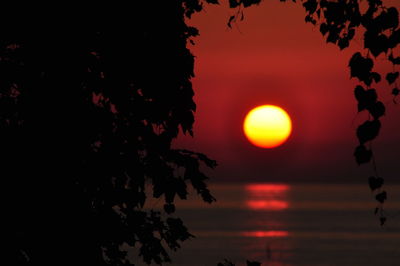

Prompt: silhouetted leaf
[
  {"left": 165, "top": 218, "right": 194, "bottom": 251},
  {"left": 228, "top": 15, "right": 235, "bottom": 28},
  {"left": 389, "top": 29, "right": 400, "bottom": 48},
  {"left": 367, "top": 101, "right": 385, "bottom": 119},
  {"left": 338, "top": 37, "right": 350, "bottom": 50},
  {"left": 319, "top": 23, "right": 328, "bottom": 36},
  {"left": 376, "top": 7, "right": 399, "bottom": 30},
  {"left": 153, "top": 182, "right": 165, "bottom": 198},
  {"left": 364, "top": 31, "right": 389, "bottom": 57},
  {"left": 389, "top": 54, "right": 400, "bottom": 65},
  {"left": 368, "top": 176, "right": 384, "bottom": 191},
  {"left": 326, "top": 28, "right": 339, "bottom": 43},
  {"left": 356, "top": 119, "right": 381, "bottom": 144},
  {"left": 376, "top": 191, "right": 387, "bottom": 203},
  {"left": 354, "top": 86, "right": 378, "bottom": 112},
  {"left": 175, "top": 178, "right": 188, "bottom": 199},
  {"left": 138, "top": 191, "right": 146, "bottom": 208},
  {"left": 380, "top": 216, "right": 387, "bottom": 226},
  {"left": 303, "top": 0, "right": 318, "bottom": 14},
  {"left": 165, "top": 184, "right": 177, "bottom": 203},
  {"left": 196, "top": 152, "right": 218, "bottom": 169},
  {"left": 187, "top": 27, "right": 199, "bottom": 37},
  {"left": 305, "top": 14, "right": 317, "bottom": 25},
  {"left": 349, "top": 52, "right": 374, "bottom": 85},
  {"left": 242, "top": 0, "right": 262, "bottom": 8},
  {"left": 347, "top": 28, "right": 356, "bottom": 40},
  {"left": 184, "top": 0, "right": 203, "bottom": 18},
  {"left": 218, "top": 259, "right": 235, "bottom": 266},
  {"left": 371, "top": 72, "right": 381, "bottom": 83},
  {"left": 374, "top": 207, "right": 379, "bottom": 215},
  {"left": 164, "top": 203, "right": 176, "bottom": 214},
  {"left": 354, "top": 145, "right": 372, "bottom": 164},
  {"left": 247, "top": 260, "right": 261, "bottom": 266},
  {"left": 386, "top": 72, "right": 399, "bottom": 84},
  {"left": 205, "top": 0, "right": 219, "bottom": 4},
  {"left": 392, "top": 88, "right": 399, "bottom": 96},
  {"left": 229, "top": 0, "right": 240, "bottom": 8}
]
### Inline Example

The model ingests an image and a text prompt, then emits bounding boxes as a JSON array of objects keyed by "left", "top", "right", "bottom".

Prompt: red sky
[{"left": 175, "top": 0, "right": 400, "bottom": 182}]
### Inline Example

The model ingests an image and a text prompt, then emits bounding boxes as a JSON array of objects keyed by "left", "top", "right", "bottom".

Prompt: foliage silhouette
[
  {"left": 8, "top": 0, "right": 399, "bottom": 266},
  {"left": 8, "top": 3, "right": 217, "bottom": 265},
  {"left": 300, "top": 0, "right": 399, "bottom": 224}
]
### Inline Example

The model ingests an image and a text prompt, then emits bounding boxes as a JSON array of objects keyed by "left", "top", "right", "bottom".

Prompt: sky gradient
[{"left": 175, "top": 0, "right": 400, "bottom": 183}]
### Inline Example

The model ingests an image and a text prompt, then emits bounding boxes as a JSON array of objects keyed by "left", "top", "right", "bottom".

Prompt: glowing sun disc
[{"left": 243, "top": 105, "right": 292, "bottom": 148}]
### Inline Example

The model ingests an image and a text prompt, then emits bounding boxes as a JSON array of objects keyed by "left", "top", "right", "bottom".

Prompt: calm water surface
[{"left": 139, "top": 183, "right": 400, "bottom": 265}]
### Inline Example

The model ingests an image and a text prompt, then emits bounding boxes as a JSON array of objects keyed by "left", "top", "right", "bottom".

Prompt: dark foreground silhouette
[{"left": 9, "top": 3, "right": 216, "bottom": 265}]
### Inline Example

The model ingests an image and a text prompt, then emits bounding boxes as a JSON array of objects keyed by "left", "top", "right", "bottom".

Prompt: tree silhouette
[
  {"left": 9, "top": 3, "right": 216, "bottom": 265},
  {"left": 8, "top": 1, "right": 399, "bottom": 266}
]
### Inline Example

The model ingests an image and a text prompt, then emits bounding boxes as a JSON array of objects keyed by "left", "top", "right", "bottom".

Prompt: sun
[{"left": 243, "top": 105, "right": 292, "bottom": 148}]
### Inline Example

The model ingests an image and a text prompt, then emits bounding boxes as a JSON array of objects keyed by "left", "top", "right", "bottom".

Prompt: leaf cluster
[{"left": 299, "top": 0, "right": 399, "bottom": 225}]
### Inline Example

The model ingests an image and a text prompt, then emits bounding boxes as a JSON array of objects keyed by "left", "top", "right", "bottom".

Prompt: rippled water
[{"left": 138, "top": 183, "right": 400, "bottom": 265}]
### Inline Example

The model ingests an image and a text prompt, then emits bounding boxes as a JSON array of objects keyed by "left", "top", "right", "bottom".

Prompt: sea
[{"left": 137, "top": 183, "right": 400, "bottom": 266}]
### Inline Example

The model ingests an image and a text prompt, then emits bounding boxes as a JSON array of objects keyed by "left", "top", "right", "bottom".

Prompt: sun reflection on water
[
  {"left": 245, "top": 184, "right": 290, "bottom": 211},
  {"left": 240, "top": 183, "right": 291, "bottom": 264},
  {"left": 246, "top": 200, "right": 289, "bottom": 210},
  {"left": 241, "top": 183, "right": 290, "bottom": 240},
  {"left": 241, "top": 230, "right": 289, "bottom": 238},
  {"left": 246, "top": 184, "right": 289, "bottom": 193}
]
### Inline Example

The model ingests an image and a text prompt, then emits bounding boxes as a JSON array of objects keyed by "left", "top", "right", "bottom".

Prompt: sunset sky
[{"left": 175, "top": 0, "right": 400, "bottom": 183}]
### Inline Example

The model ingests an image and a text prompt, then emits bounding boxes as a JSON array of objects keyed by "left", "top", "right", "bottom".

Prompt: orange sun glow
[{"left": 243, "top": 105, "right": 292, "bottom": 148}]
